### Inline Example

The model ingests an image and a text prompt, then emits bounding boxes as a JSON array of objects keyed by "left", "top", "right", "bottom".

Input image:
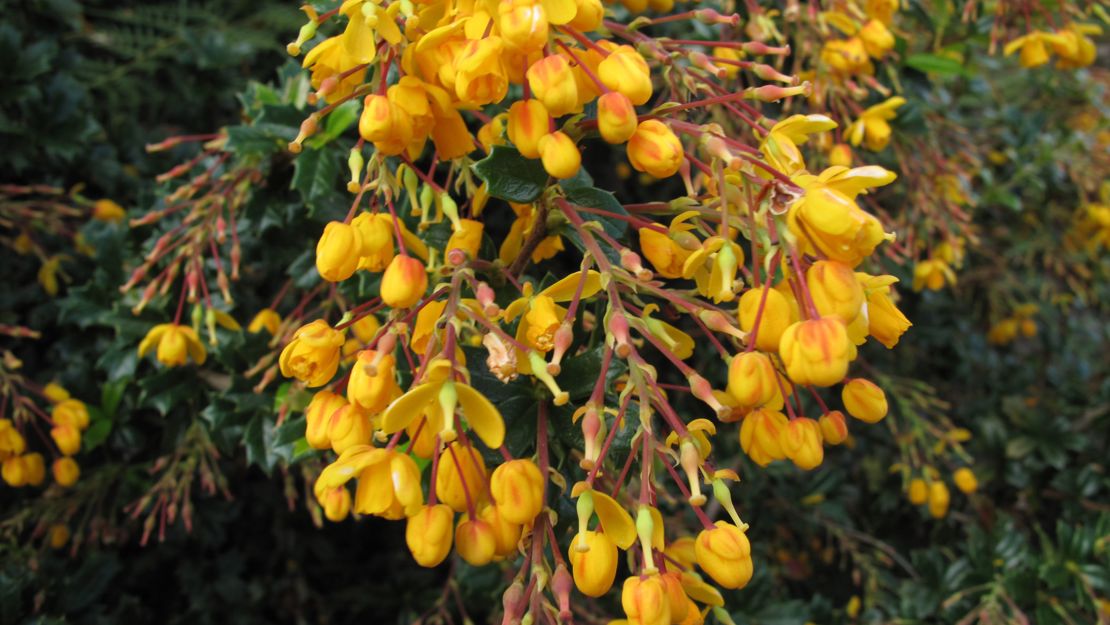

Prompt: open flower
[
  {"left": 845, "top": 97, "right": 905, "bottom": 152},
  {"left": 138, "top": 323, "right": 207, "bottom": 367},
  {"left": 380, "top": 359, "right": 505, "bottom": 447}
]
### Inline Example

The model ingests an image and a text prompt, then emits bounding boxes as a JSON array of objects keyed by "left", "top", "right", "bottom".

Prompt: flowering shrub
[{"left": 1, "top": 1, "right": 1108, "bottom": 623}]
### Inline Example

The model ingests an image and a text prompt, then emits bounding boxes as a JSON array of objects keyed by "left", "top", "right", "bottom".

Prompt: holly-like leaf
[{"left": 472, "top": 145, "right": 549, "bottom": 203}]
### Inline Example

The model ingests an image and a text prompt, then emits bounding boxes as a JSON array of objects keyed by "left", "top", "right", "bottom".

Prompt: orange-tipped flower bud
[
  {"left": 53, "top": 457, "right": 80, "bottom": 487},
  {"left": 348, "top": 349, "right": 401, "bottom": 413},
  {"left": 627, "top": 120, "right": 684, "bottom": 179},
  {"left": 695, "top": 521, "right": 754, "bottom": 589},
  {"left": 537, "top": 131, "right": 582, "bottom": 179},
  {"left": 2, "top": 457, "right": 26, "bottom": 487},
  {"left": 842, "top": 378, "right": 888, "bottom": 423},
  {"left": 436, "top": 443, "right": 489, "bottom": 512},
  {"left": 599, "top": 46, "right": 652, "bottom": 105},
  {"left": 499, "top": 0, "right": 549, "bottom": 53},
  {"left": 305, "top": 391, "right": 346, "bottom": 450},
  {"left": 779, "top": 417, "right": 824, "bottom": 470},
  {"left": 527, "top": 55, "right": 579, "bottom": 117},
  {"left": 807, "top": 260, "right": 865, "bottom": 323},
  {"left": 480, "top": 504, "right": 523, "bottom": 558},
  {"left": 455, "top": 516, "right": 498, "bottom": 566},
  {"left": 622, "top": 575, "right": 672, "bottom": 625},
  {"left": 778, "top": 317, "right": 851, "bottom": 387},
  {"left": 316, "top": 221, "right": 363, "bottom": 282},
  {"left": 381, "top": 255, "right": 428, "bottom": 308},
  {"left": 490, "top": 458, "right": 545, "bottom": 524},
  {"left": 507, "top": 99, "right": 551, "bottom": 159},
  {"left": 739, "top": 408, "right": 788, "bottom": 466},
  {"left": 829, "top": 143, "right": 853, "bottom": 167},
  {"left": 319, "top": 486, "right": 351, "bottom": 522},
  {"left": 598, "top": 92, "right": 638, "bottom": 144},
  {"left": 327, "top": 404, "right": 372, "bottom": 454},
  {"left": 727, "top": 351, "right": 778, "bottom": 408},
  {"left": 406, "top": 504, "right": 455, "bottom": 567},
  {"left": 819, "top": 410, "right": 849, "bottom": 445},
  {"left": 52, "top": 399, "right": 89, "bottom": 431},
  {"left": 739, "top": 286, "right": 795, "bottom": 352},
  {"left": 568, "top": 530, "right": 618, "bottom": 597},
  {"left": 279, "top": 320, "right": 345, "bottom": 387}
]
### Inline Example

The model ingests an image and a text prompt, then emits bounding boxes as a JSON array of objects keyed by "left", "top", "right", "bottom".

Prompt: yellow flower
[
  {"left": 953, "top": 468, "right": 978, "bottom": 494},
  {"left": 819, "top": 410, "right": 849, "bottom": 445},
  {"left": 845, "top": 97, "right": 905, "bottom": 152},
  {"left": 727, "top": 352, "right": 778, "bottom": 408},
  {"left": 820, "top": 37, "right": 872, "bottom": 76},
  {"left": 779, "top": 317, "right": 851, "bottom": 387},
  {"left": 508, "top": 99, "right": 551, "bottom": 159},
  {"left": 787, "top": 165, "right": 896, "bottom": 267},
  {"left": 454, "top": 37, "right": 510, "bottom": 106},
  {"left": 842, "top": 378, "right": 888, "bottom": 423},
  {"left": 695, "top": 521, "right": 754, "bottom": 589},
  {"left": 406, "top": 504, "right": 455, "bottom": 567},
  {"left": 2, "top": 457, "right": 27, "bottom": 487},
  {"left": 759, "top": 114, "right": 837, "bottom": 176},
  {"left": 807, "top": 260, "right": 864, "bottom": 323},
  {"left": 1051, "top": 23, "right": 1102, "bottom": 69},
  {"left": 568, "top": 531, "right": 619, "bottom": 597},
  {"left": 353, "top": 448, "right": 424, "bottom": 519},
  {"left": 481, "top": 504, "right": 523, "bottom": 558},
  {"left": 455, "top": 516, "right": 498, "bottom": 565},
  {"left": 780, "top": 417, "right": 824, "bottom": 470},
  {"left": 738, "top": 285, "right": 796, "bottom": 352},
  {"left": 857, "top": 273, "right": 911, "bottom": 348},
  {"left": 92, "top": 199, "right": 126, "bottom": 222},
  {"left": 739, "top": 408, "right": 788, "bottom": 466},
  {"left": 316, "top": 221, "right": 363, "bottom": 282},
  {"left": 248, "top": 308, "right": 282, "bottom": 335},
  {"left": 622, "top": 575, "right": 671, "bottom": 625},
  {"left": 527, "top": 55, "right": 579, "bottom": 117},
  {"left": 599, "top": 45, "right": 653, "bottom": 105},
  {"left": 305, "top": 391, "right": 347, "bottom": 450},
  {"left": 435, "top": 441, "right": 490, "bottom": 512},
  {"left": 858, "top": 19, "right": 894, "bottom": 59},
  {"left": 490, "top": 459, "right": 545, "bottom": 524},
  {"left": 380, "top": 255, "right": 428, "bottom": 308},
  {"left": 347, "top": 349, "right": 402, "bottom": 413},
  {"left": 912, "top": 258, "right": 956, "bottom": 291},
  {"left": 927, "top": 481, "right": 950, "bottom": 518},
  {"left": 1002, "top": 31, "right": 1059, "bottom": 68},
  {"left": 37, "top": 255, "right": 68, "bottom": 296},
  {"left": 358, "top": 94, "right": 414, "bottom": 155},
  {"left": 538, "top": 131, "right": 582, "bottom": 180},
  {"left": 627, "top": 120, "right": 684, "bottom": 179},
  {"left": 0, "top": 419, "right": 26, "bottom": 456},
  {"left": 908, "top": 478, "right": 928, "bottom": 505},
  {"left": 53, "top": 457, "right": 80, "bottom": 487},
  {"left": 279, "top": 320, "right": 344, "bottom": 386},
  {"left": 446, "top": 218, "right": 484, "bottom": 260},
  {"left": 138, "top": 323, "right": 207, "bottom": 367},
  {"left": 52, "top": 399, "right": 89, "bottom": 431},
  {"left": 317, "top": 485, "right": 352, "bottom": 522},
  {"left": 380, "top": 360, "right": 506, "bottom": 448},
  {"left": 598, "top": 92, "right": 638, "bottom": 144},
  {"left": 500, "top": 201, "right": 565, "bottom": 264},
  {"left": 302, "top": 36, "right": 368, "bottom": 104},
  {"left": 326, "top": 403, "right": 373, "bottom": 454},
  {"left": 638, "top": 212, "right": 699, "bottom": 279},
  {"left": 47, "top": 523, "right": 70, "bottom": 549}
]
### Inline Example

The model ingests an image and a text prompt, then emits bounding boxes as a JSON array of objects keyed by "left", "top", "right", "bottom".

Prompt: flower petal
[
  {"left": 456, "top": 383, "right": 505, "bottom": 448},
  {"left": 381, "top": 382, "right": 440, "bottom": 434},
  {"left": 590, "top": 489, "right": 636, "bottom": 549}
]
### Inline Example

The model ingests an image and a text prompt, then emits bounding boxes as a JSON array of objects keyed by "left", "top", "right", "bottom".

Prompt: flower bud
[
  {"left": 316, "top": 221, "right": 363, "bottom": 282},
  {"left": 779, "top": 417, "right": 824, "bottom": 470},
  {"left": 568, "top": 531, "right": 618, "bottom": 597},
  {"left": 727, "top": 352, "right": 778, "bottom": 407},
  {"left": 47, "top": 524, "right": 70, "bottom": 549},
  {"left": 628, "top": 120, "right": 684, "bottom": 179},
  {"left": 455, "top": 516, "right": 498, "bottom": 566},
  {"left": 406, "top": 504, "right": 456, "bottom": 567},
  {"left": 739, "top": 408, "right": 788, "bottom": 466},
  {"left": 661, "top": 572, "right": 690, "bottom": 623},
  {"left": 778, "top": 317, "right": 851, "bottom": 387},
  {"left": 739, "top": 286, "right": 795, "bottom": 352},
  {"left": 928, "top": 481, "right": 950, "bottom": 518},
  {"left": 480, "top": 504, "right": 523, "bottom": 558},
  {"left": 304, "top": 391, "right": 345, "bottom": 450},
  {"left": 53, "top": 457, "right": 80, "bottom": 487},
  {"left": 818, "top": 410, "right": 849, "bottom": 445},
  {"left": 319, "top": 486, "right": 351, "bottom": 522},
  {"left": 499, "top": 0, "right": 549, "bottom": 53},
  {"left": 20, "top": 452, "right": 44, "bottom": 486},
  {"left": 829, "top": 143, "right": 853, "bottom": 167},
  {"left": 52, "top": 399, "right": 89, "bottom": 431},
  {"left": 436, "top": 442, "right": 488, "bottom": 513},
  {"left": 490, "top": 459, "right": 545, "bottom": 524},
  {"left": 352, "top": 212, "right": 396, "bottom": 272},
  {"left": 279, "top": 320, "right": 345, "bottom": 387},
  {"left": 507, "top": 99, "right": 551, "bottom": 160},
  {"left": 598, "top": 92, "right": 638, "bottom": 144},
  {"left": 599, "top": 46, "right": 652, "bottom": 105},
  {"left": 841, "top": 378, "right": 888, "bottom": 423},
  {"left": 381, "top": 255, "right": 428, "bottom": 308},
  {"left": 622, "top": 575, "right": 672, "bottom": 625},
  {"left": 348, "top": 349, "right": 401, "bottom": 413},
  {"left": 51, "top": 424, "right": 81, "bottom": 456},
  {"left": 807, "top": 260, "right": 864, "bottom": 323},
  {"left": 327, "top": 404, "right": 372, "bottom": 454},
  {"left": 537, "top": 131, "right": 582, "bottom": 179},
  {"left": 908, "top": 478, "right": 928, "bottom": 505},
  {"left": 354, "top": 450, "right": 424, "bottom": 519},
  {"left": 2, "top": 457, "right": 26, "bottom": 487},
  {"left": 527, "top": 55, "right": 579, "bottom": 117},
  {"left": 859, "top": 19, "right": 894, "bottom": 58},
  {"left": 248, "top": 308, "right": 282, "bottom": 335},
  {"left": 447, "top": 218, "right": 484, "bottom": 260},
  {"left": 953, "top": 468, "right": 978, "bottom": 494},
  {"left": 694, "top": 521, "right": 753, "bottom": 590}
]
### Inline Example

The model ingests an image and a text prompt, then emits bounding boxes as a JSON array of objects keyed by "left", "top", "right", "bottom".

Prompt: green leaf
[
  {"left": 100, "top": 378, "right": 127, "bottom": 418},
  {"left": 472, "top": 145, "right": 549, "bottom": 203},
  {"left": 905, "top": 53, "right": 969, "bottom": 77},
  {"left": 563, "top": 185, "right": 629, "bottom": 239},
  {"left": 307, "top": 99, "right": 360, "bottom": 147},
  {"left": 291, "top": 147, "right": 342, "bottom": 214}
]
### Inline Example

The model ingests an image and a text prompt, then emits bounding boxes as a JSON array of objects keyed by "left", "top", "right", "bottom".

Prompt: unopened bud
[
  {"left": 288, "top": 115, "right": 319, "bottom": 153},
  {"left": 746, "top": 83, "right": 810, "bottom": 102},
  {"left": 548, "top": 321, "right": 574, "bottom": 376},
  {"left": 501, "top": 581, "right": 526, "bottom": 625},
  {"left": 751, "top": 63, "right": 796, "bottom": 84},
  {"left": 347, "top": 148, "right": 364, "bottom": 193},
  {"left": 580, "top": 405, "right": 603, "bottom": 470},
  {"left": 552, "top": 564, "right": 573, "bottom": 622},
  {"left": 608, "top": 313, "right": 632, "bottom": 358},
  {"left": 680, "top": 440, "right": 706, "bottom": 506},
  {"left": 742, "top": 41, "right": 791, "bottom": 56},
  {"left": 620, "top": 248, "right": 653, "bottom": 281},
  {"left": 690, "top": 51, "right": 726, "bottom": 79},
  {"left": 688, "top": 373, "right": 729, "bottom": 419},
  {"left": 286, "top": 20, "right": 318, "bottom": 56},
  {"left": 635, "top": 506, "right": 658, "bottom": 573},
  {"left": 698, "top": 309, "right": 746, "bottom": 340},
  {"left": 476, "top": 282, "right": 499, "bottom": 317}
]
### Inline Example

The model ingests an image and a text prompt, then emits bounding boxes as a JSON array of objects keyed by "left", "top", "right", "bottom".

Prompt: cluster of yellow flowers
[
  {"left": 1003, "top": 22, "right": 1102, "bottom": 69},
  {"left": 1, "top": 381, "right": 86, "bottom": 490},
  {"left": 987, "top": 304, "right": 1038, "bottom": 346},
  {"left": 906, "top": 466, "right": 978, "bottom": 519}
]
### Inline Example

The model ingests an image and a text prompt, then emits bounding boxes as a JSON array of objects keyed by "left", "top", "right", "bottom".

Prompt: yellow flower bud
[
  {"left": 628, "top": 120, "right": 684, "bottom": 179},
  {"left": 315, "top": 221, "right": 363, "bottom": 282},
  {"left": 727, "top": 352, "right": 778, "bottom": 408},
  {"left": 53, "top": 457, "right": 80, "bottom": 487},
  {"left": 738, "top": 286, "right": 794, "bottom": 352},
  {"left": 319, "top": 486, "right": 351, "bottom": 522},
  {"left": 829, "top": 143, "right": 853, "bottom": 167},
  {"left": 907, "top": 478, "right": 928, "bottom": 505},
  {"left": 779, "top": 318, "right": 851, "bottom": 387},
  {"left": 568, "top": 0, "right": 604, "bottom": 30},
  {"left": 48, "top": 524, "right": 70, "bottom": 549},
  {"left": 739, "top": 408, "right": 788, "bottom": 466},
  {"left": 787, "top": 174, "right": 893, "bottom": 267},
  {"left": 859, "top": 19, "right": 894, "bottom": 58},
  {"left": 478, "top": 114, "right": 508, "bottom": 153},
  {"left": 842, "top": 378, "right": 888, "bottom": 423},
  {"left": 455, "top": 516, "right": 498, "bottom": 566},
  {"left": 347, "top": 349, "right": 401, "bottom": 413},
  {"left": 537, "top": 131, "right": 582, "bottom": 180},
  {"left": 598, "top": 91, "right": 638, "bottom": 144},
  {"left": 622, "top": 575, "right": 672, "bottom": 625},
  {"left": 43, "top": 382, "right": 70, "bottom": 403},
  {"left": 779, "top": 417, "right": 824, "bottom": 470},
  {"left": 695, "top": 521, "right": 753, "bottom": 589},
  {"left": 499, "top": 0, "right": 549, "bottom": 52},
  {"left": 279, "top": 320, "right": 345, "bottom": 387},
  {"left": 639, "top": 227, "right": 692, "bottom": 279},
  {"left": 2, "top": 456, "right": 27, "bottom": 487},
  {"left": 50, "top": 424, "right": 81, "bottom": 456},
  {"left": 350, "top": 314, "right": 381, "bottom": 344},
  {"left": 480, "top": 504, "right": 523, "bottom": 558},
  {"left": 92, "top": 199, "right": 127, "bottom": 222},
  {"left": 436, "top": 442, "right": 489, "bottom": 513},
  {"left": 527, "top": 55, "right": 579, "bottom": 117},
  {"left": 508, "top": 99, "right": 551, "bottom": 159},
  {"left": 446, "top": 218, "right": 484, "bottom": 260},
  {"left": 859, "top": 273, "right": 911, "bottom": 348},
  {"left": 807, "top": 260, "right": 864, "bottom": 323},
  {"left": 661, "top": 572, "right": 689, "bottom": 623},
  {"left": 928, "top": 481, "right": 950, "bottom": 518},
  {"left": 568, "top": 531, "right": 619, "bottom": 597},
  {"left": 248, "top": 308, "right": 282, "bottom": 335},
  {"left": 0, "top": 419, "right": 26, "bottom": 456},
  {"left": 380, "top": 255, "right": 428, "bottom": 308},
  {"left": 664, "top": 537, "right": 697, "bottom": 570},
  {"left": 599, "top": 46, "right": 652, "bottom": 105},
  {"left": 818, "top": 410, "right": 849, "bottom": 445},
  {"left": 406, "top": 504, "right": 455, "bottom": 567},
  {"left": 52, "top": 399, "right": 89, "bottom": 431},
  {"left": 327, "top": 404, "right": 372, "bottom": 454},
  {"left": 304, "top": 391, "right": 345, "bottom": 450},
  {"left": 953, "top": 468, "right": 978, "bottom": 494},
  {"left": 354, "top": 450, "right": 424, "bottom": 520},
  {"left": 490, "top": 459, "right": 545, "bottom": 524},
  {"left": 22, "top": 452, "right": 45, "bottom": 486},
  {"left": 352, "top": 212, "right": 395, "bottom": 272},
  {"left": 454, "top": 37, "right": 510, "bottom": 106}
]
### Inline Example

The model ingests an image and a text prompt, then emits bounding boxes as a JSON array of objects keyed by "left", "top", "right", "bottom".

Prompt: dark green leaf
[{"left": 472, "top": 146, "right": 549, "bottom": 203}]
